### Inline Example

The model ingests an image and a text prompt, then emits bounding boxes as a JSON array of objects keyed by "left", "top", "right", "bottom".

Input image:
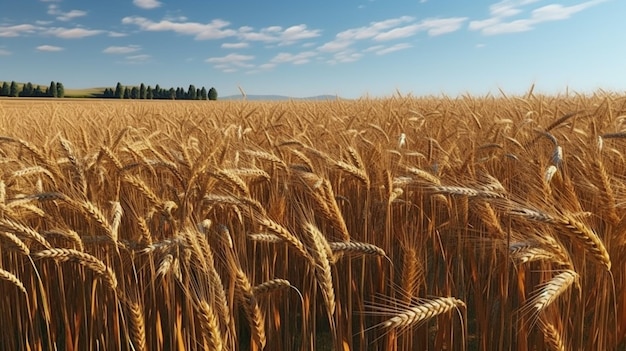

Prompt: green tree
[
  {"left": 34, "top": 85, "right": 44, "bottom": 97},
  {"left": 49, "top": 81, "right": 57, "bottom": 97},
  {"left": 146, "top": 86, "right": 153, "bottom": 99},
  {"left": 9, "top": 81, "right": 18, "bottom": 97},
  {"left": 169, "top": 88, "right": 176, "bottom": 99},
  {"left": 0, "top": 82, "right": 8, "bottom": 96},
  {"left": 130, "top": 86, "right": 139, "bottom": 99},
  {"left": 139, "top": 83, "right": 147, "bottom": 99},
  {"left": 114, "top": 82, "right": 124, "bottom": 99},
  {"left": 200, "top": 87, "right": 207, "bottom": 100},
  {"left": 187, "top": 84, "right": 196, "bottom": 100},
  {"left": 154, "top": 84, "right": 161, "bottom": 99},
  {"left": 56, "top": 82, "right": 64, "bottom": 98},
  {"left": 20, "top": 82, "right": 34, "bottom": 97},
  {"left": 208, "top": 87, "right": 218, "bottom": 101},
  {"left": 123, "top": 88, "right": 130, "bottom": 99}
]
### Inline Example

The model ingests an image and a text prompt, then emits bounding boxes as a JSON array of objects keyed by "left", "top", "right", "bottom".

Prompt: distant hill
[{"left": 220, "top": 94, "right": 342, "bottom": 101}]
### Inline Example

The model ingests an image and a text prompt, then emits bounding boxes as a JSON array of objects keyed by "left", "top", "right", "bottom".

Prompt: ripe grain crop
[{"left": 0, "top": 92, "right": 626, "bottom": 350}]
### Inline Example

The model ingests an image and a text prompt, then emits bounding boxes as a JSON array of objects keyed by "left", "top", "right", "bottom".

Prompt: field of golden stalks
[{"left": 1, "top": 93, "right": 626, "bottom": 350}]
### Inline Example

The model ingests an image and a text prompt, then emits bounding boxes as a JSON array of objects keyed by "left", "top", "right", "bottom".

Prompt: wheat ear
[
  {"left": 127, "top": 300, "right": 147, "bottom": 351},
  {"left": 531, "top": 270, "right": 578, "bottom": 315},
  {"left": 0, "top": 218, "right": 51, "bottom": 249},
  {"left": 0, "top": 268, "right": 27, "bottom": 295},
  {"left": 34, "top": 248, "right": 118, "bottom": 291},
  {"left": 540, "top": 319, "right": 566, "bottom": 351},
  {"left": 303, "top": 222, "right": 336, "bottom": 321},
  {"left": 253, "top": 279, "right": 293, "bottom": 296},
  {"left": 197, "top": 300, "right": 224, "bottom": 351},
  {"left": 225, "top": 253, "right": 266, "bottom": 349},
  {"left": 377, "top": 297, "right": 465, "bottom": 330},
  {"left": 557, "top": 213, "right": 611, "bottom": 271}
]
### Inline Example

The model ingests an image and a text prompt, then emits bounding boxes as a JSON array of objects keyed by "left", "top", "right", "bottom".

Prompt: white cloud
[
  {"left": 319, "top": 15, "right": 462, "bottom": 53},
  {"left": 103, "top": 45, "right": 141, "bottom": 54},
  {"left": 36, "top": 45, "right": 64, "bottom": 52},
  {"left": 0, "top": 49, "right": 11, "bottom": 56},
  {"left": 125, "top": 54, "right": 151, "bottom": 62},
  {"left": 222, "top": 42, "right": 249, "bottom": 49},
  {"left": 133, "top": 0, "right": 162, "bottom": 9},
  {"left": 318, "top": 16, "right": 414, "bottom": 53},
  {"left": 46, "top": 27, "right": 103, "bottom": 38},
  {"left": 480, "top": 19, "right": 534, "bottom": 35},
  {"left": 470, "top": 0, "right": 606, "bottom": 35},
  {"left": 419, "top": 17, "right": 468, "bottom": 36},
  {"left": 363, "top": 45, "right": 384, "bottom": 52},
  {"left": 47, "top": 4, "right": 87, "bottom": 21},
  {"left": 531, "top": 1, "right": 604, "bottom": 21},
  {"left": 328, "top": 50, "right": 363, "bottom": 64},
  {"left": 374, "top": 17, "right": 467, "bottom": 40},
  {"left": 373, "top": 24, "right": 421, "bottom": 41},
  {"left": 57, "top": 10, "right": 87, "bottom": 22},
  {"left": 279, "top": 25, "right": 320, "bottom": 44},
  {"left": 122, "top": 16, "right": 236, "bottom": 40},
  {"left": 336, "top": 16, "right": 414, "bottom": 41},
  {"left": 318, "top": 39, "right": 353, "bottom": 53},
  {"left": 0, "top": 24, "right": 38, "bottom": 37},
  {"left": 374, "top": 43, "right": 412, "bottom": 55},
  {"left": 237, "top": 24, "right": 321, "bottom": 45},
  {"left": 270, "top": 51, "right": 317, "bottom": 65},
  {"left": 206, "top": 53, "right": 255, "bottom": 71}
]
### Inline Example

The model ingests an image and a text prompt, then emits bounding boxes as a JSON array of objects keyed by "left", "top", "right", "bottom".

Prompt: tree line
[
  {"left": 102, "top": 82, "right": 217, "bottom": 100},
  {"left": 0, "top": 81, "right": 65, "bottom": 98}
]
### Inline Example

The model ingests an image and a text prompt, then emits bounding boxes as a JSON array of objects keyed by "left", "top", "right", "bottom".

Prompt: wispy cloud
[
  {"left": 221, "top": 42, "right": 249, "bottom": 49},
  {"left": 122, "top": 16, "right": 236, "bottom": 40},
  {"left": 237, "top": 24, "right": 321, "bottom": 45},
  {"left": 108, "top": 31, "right": 128, "bottom": 37},
  {"left": 124, "top": 54, "right": 151, "bottom": 63},
  {"left": 45, "top": 27, "right": 103, "bottom": 38},
  {"left": 0, "top": 48, "right": 11, "bottom": 56},
  {"left": 319, "top": 15, "right": 464, "bottom": 53},
  {"left": 0, "top": 24, "right": 38, "bottom": 37},
  {"left": 470, "top": 0, "right": 606, "bottom": 35},
  {"left": 36, "top": 45, "right": 64, "bottom": 52},
  {"left": 373, "top": 43, "right": 413, "bottom": 55},
  {"left": 206, "top": 53, "right": 255, "bottom": 72},
  {"left": 328, "top": 50, "right": 363, "bottom": 64},
  {"left": 270, "top": 51, "right": 318, "bottom": 65},
  {"left": 133, "top": 0, "right": 162, "bottom": 10},
  {"left": 103, "top": 45, "right": 141, "bottom": 54},
  {"left": 47, "top": 5, "right": 87, "bottom": 22},
  {"left": 122, "top": 16, "right": 321, "bottom": 45}
]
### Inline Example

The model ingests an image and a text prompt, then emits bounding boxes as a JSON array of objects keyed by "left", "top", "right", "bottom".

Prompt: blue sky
[{"left": 1, "top": 0, "right": 623, "bottom": 98}]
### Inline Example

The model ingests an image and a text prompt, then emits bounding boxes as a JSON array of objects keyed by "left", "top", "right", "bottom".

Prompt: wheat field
[{"left": 0, "top": 92, "right": 625, "bottom": 350}]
